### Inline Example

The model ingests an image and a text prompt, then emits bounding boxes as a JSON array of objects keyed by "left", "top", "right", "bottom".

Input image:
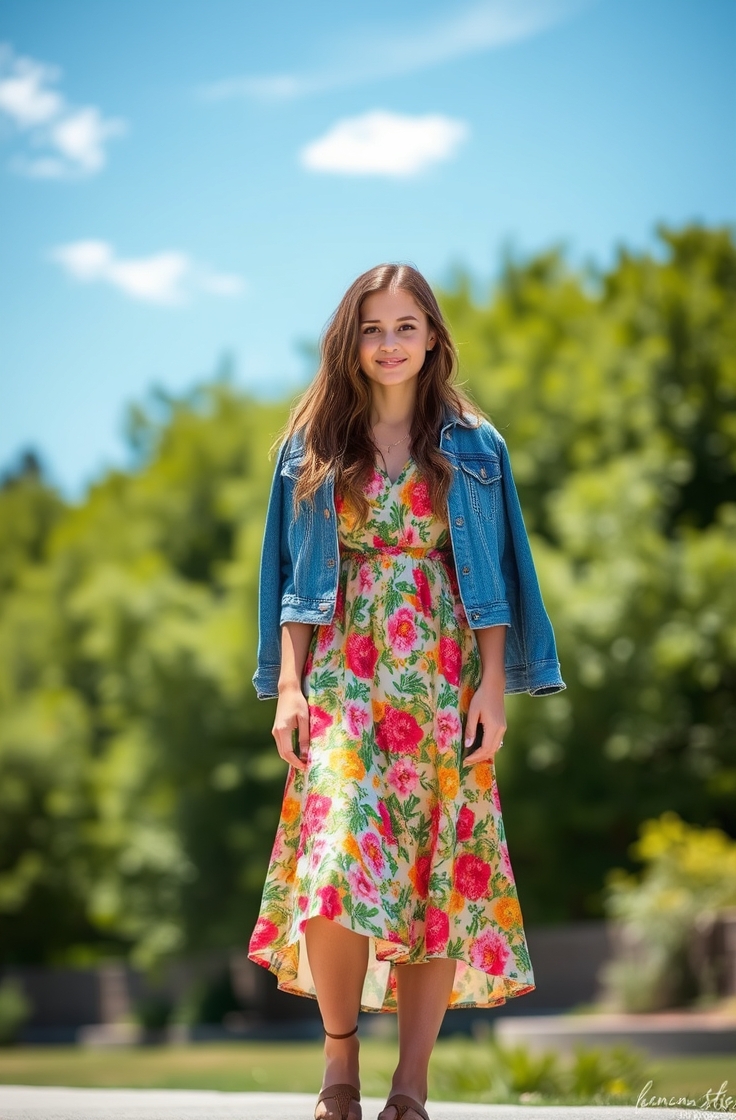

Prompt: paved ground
[{"left": 0, "top": 1088, "right": 716, "bottom": 1120}]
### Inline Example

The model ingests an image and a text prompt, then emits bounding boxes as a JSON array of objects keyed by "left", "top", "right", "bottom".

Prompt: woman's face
[{"left": 358, "top": 288, "right": 435, "bottom": 390}]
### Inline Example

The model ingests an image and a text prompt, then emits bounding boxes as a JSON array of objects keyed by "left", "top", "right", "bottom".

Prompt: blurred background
[{"left": 0, "top": 0, "right": 735, "bottom": 1102}]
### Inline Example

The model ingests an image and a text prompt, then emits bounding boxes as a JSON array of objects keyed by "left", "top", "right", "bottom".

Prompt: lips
[{"left": 377, "top": 358, "right": 406, "bottom": 367}]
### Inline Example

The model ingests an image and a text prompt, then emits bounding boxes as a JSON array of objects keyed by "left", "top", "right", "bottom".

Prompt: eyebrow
[{"left": 360, "top": 315, "right": 419, "bottom": 324}]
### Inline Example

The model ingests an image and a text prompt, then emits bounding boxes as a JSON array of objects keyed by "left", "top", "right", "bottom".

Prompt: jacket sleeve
[
  {"left": 497, "top": 434, "right": 566, "bottom": 696},
  {"left": 252, "top": 438, "right": 291, "bottom": 700}
]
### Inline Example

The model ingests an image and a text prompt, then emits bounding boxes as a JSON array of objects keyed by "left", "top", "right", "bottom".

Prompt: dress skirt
[{"left": 248, "top": 458, "right": 535, "bottom": 1011}]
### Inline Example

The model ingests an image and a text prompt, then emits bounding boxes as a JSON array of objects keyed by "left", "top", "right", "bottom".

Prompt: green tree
[{"left": 440, "top": 223, "right": 736, "bottom": 920}]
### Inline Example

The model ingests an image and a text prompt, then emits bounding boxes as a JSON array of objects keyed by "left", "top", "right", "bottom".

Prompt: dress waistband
[{"left": 340, "top": 545, "right": 452, "bottom": 561}]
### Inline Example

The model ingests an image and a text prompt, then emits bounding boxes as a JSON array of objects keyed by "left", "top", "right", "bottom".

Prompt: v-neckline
[{"left": 376, "top": 457, "right": 414, "bottom": 488}]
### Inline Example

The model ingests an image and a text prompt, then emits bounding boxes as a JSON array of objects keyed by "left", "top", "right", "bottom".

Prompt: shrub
[
  {"left": 600, "top": 812, "right": 736, "bottom": 1011},
  {"left": 0, "top": 977, "right": 31, "bottom": 1046}
]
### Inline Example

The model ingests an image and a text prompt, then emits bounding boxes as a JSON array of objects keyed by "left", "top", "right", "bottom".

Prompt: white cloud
[
  {"left": 50, "top": 240, "right": 246, "bottom": 306},
  {"left": 0, "top": 42, "right": 127, "bottom": 178},
  {"left": 301, "top": 111, "right": 468, "bottom": 178},
  {"left": 197, "top": 0, "right": 593, "bottom": 102}
]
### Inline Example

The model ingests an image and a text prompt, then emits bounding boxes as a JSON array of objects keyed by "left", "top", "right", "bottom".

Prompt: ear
[{"left": 427, "top": 334, "right": 436, "bottom": 351}]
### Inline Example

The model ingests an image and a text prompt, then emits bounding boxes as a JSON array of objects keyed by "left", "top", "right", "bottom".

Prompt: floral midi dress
[{"left": 248, "top": 457, "right": 535, "bottom": 1011}]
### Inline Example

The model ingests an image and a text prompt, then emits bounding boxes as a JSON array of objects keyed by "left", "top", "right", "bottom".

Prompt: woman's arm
[
  {"left": 272, "top": 621, "right": 315, "bottom": 772},
  {"left": 463, "top": 624, "right": 508, "bottom": 765}
]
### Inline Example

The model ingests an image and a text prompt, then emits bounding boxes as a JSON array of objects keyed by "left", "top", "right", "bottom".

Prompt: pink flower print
[
  {"left": 426, "top": 907, "right": 450, "bottom": 953},
  {"left": 456, "top": 804, "right": 475, "bottom": 843},
  {"left": 411, "top": 854, "right": 431, "bottom": 899},
  {"left": 413, "top": 568, "right": 433, "bottom": 617},
  {"left": 398, "top": 525, "right": 418, "bottom": 547},
  {"left": 454, "top": 854, "right": 491, "bottom": 901},
  {"left": 434, "top": 707, "right": 461, "bottom": 753},
  {"left": 345, "top": 633, "right": 379, "bottom": 679},
  {"left": 309, "top": 837, "right": 329, "bottom": 871},
  {"left": 387, "top": 607, "right": 418, "bottom": 654},
  {"left": 358, "top": 562, "right": 374, "bottom": 592},
  {"left": 316, "top": 884, "right": 343, "bottom": 920},
  {"left": 345, "top": 701, "right": 370, "bottom": 739},
  {"left": 365, "top": 469, "right": 384, "bottom": 498},
  {"left": 439, "top": 637, "right": 462, "bottom": 686},
  {"left": 378, "top": 801, "right": 398, "bottom": 846},
  {"left": 375, "top": 705, "right": 423, "bottom": 755},
  {"left": 348, "top": 865, "right": 379, "bottom": 903},
  {"left": 470, "top": 929, "right": 510, "bottom": 975},
  {"left": 360, "top": 831, "right": 385, "bottom": 875},
  {"left": 302, "top": 793, "right": 332, "bottom": 835},
  {"left": 316, "top": 625, "right": 336, "bottom": 654},
  {"left": 492, "top": 776, "right": 502, "bottom": 812},
  {"left": 386, "top": 758, "right": 419, "bottom": 796},
  {"left": 249, "top": 917, "right": 279, "bottom": 952},
  {"left": 499, "top": 841, "right": 514, "bottom": 879},
  {"left": 309, "top": 705, "right": 333, "bottom": 739},
  {"left": 407, "top": 478, "right": 432, "bottom": 518}
]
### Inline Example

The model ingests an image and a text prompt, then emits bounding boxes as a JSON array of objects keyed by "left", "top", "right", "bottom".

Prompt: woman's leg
[
  {"left": 378, "top": 958, "right": 456, "bottom": 1120},
  {"left": 305, "top": 916, "right": 370, "bottom": 1118}
]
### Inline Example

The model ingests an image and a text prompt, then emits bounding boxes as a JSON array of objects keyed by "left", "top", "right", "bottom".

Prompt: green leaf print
[
  {"left": 383, "top": 582, "right": 405, "bottom": 616},
  {"left": 346, "top": 594, "right": 369, "bottom": 628},
  {"left": 388, "top": 500, "right": 406, "bottom": 536},
  {"left": 437, "top": 681, "right": 457, "bottom": 709},
  {"left": 345, "top": 678, "right": 370, "bottom": 702},
  {"left": 447, "top": 937, "right": 465, "bottom": 959},
  {"left": 310, "top": 669, "right": 339, "bottom": 692},
  {"left": 396, "top": 670, "right": 426, "bottom": 696},
  {"left": 353, "top": 902, "right": 383, "bottom": 934},
  {"left": 513, "top": 941, "right": 532, "bottom": 973}
]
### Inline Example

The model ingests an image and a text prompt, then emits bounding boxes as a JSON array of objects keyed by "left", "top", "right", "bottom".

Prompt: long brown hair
[{"left": 276, "top": 263, "right": 483, "bottom": 525}]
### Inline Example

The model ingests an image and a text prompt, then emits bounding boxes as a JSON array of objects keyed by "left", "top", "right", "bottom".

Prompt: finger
[
  {"left": 464, "top": 712, "right": 479, "bottom": 750},
  {"left": 298, "top": 710, "right": 311, "bottom": 757},
  {"left": 284, "top": 749, "right": 307, "bottom": 772}
]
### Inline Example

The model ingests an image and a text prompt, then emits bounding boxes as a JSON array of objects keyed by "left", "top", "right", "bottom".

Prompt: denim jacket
[{"left": 252, "top": 411, "right": 566, "bottom": 700}]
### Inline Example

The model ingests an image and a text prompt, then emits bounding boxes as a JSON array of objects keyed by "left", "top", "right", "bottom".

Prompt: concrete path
[{"left": 0, "top": 1087, "right": 719, "bottom": 1120}]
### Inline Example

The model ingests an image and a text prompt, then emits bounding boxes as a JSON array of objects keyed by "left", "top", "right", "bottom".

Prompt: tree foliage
[{"left": 0, "top": 223, "right": 734, "bottom": 965}]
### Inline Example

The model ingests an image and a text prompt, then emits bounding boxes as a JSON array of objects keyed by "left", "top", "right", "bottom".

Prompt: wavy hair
[{"left": 276, "top": 263, "right": 483, "bottom": 525}]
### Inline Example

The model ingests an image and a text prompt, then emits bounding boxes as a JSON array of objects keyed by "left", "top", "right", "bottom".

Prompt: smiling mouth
[{"left": 377, "top": 358, "right": 406, "bottom": 367}]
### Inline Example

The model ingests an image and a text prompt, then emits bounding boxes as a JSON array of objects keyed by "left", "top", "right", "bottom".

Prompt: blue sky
[{"left": 1, "top": 0, "right": 735, "bottom": 498}]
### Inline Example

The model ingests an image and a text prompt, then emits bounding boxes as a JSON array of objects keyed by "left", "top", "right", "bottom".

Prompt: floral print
[{"left": 248, "top": 458, "right": 535, "bottom": 1011}]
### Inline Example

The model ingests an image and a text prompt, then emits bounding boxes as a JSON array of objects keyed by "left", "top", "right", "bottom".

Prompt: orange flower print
[{"left": 494, "top": 896, "right": 522, "bottom": 930}]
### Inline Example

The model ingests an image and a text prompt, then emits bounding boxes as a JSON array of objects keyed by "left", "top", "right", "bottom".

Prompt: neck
[{"left": 369, "top": 381, "right": 417, "bottom": 431}]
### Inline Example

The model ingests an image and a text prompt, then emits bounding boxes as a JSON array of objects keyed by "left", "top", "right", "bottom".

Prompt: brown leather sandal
[
  {"left": 382, "top": 1094, "right": 430, "bottom": 1120},
  {"left": 315, "top": 1024, "right": 361, "bottom": 1120}
]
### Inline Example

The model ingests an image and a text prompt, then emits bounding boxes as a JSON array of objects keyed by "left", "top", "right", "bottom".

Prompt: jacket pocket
[{"left": 459, "top": 454, "right": 501, "bottom": 523}]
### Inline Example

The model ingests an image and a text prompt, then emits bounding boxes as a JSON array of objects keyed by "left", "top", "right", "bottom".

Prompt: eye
[
  {"left": 399, "top": 323, "right": 416, "bottom": 331},
  {"left": 362, "top": 326, "right": 379, "bottom": 334}
]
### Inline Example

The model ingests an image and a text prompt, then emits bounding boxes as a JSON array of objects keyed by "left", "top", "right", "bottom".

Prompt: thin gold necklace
[{"left": 375, "top": 431, "right": 411, "bottom": 452}]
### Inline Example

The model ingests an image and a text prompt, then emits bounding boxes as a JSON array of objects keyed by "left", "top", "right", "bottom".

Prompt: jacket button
[
  {"left": 326, "top": 558, "right": 335, "bottom": 568},
  {"left": 480, "top": 467, "right": 487, "bottom": 478},
  {"left": 462, "top": 565, "right": 470, "bottom": 575},
  {"left": 324, "top": 508, "right": 331, "bottom": 519},
  {"left": 319, "top": 604, "right": 329, "bottom": 612},
  {"left": 455, "top": 516, "right": 464, "bottom": 527},
  {"left": 471, "top": 611, "right": 480, "bottom": 621}
]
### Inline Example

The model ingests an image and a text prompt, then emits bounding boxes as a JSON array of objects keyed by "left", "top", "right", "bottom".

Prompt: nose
[{"left": 380, "top": 332, "right": 399, "bottom": 350}]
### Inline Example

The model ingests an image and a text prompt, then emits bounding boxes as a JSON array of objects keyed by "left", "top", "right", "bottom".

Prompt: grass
[{"left": 0, "top": 1039, "right": 734, "bottom": 1107}]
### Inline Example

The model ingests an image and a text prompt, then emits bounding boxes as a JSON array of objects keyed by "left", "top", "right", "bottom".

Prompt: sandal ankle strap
[{"left": 324, "top": 1023, "right": 359, "bottom": 1039}]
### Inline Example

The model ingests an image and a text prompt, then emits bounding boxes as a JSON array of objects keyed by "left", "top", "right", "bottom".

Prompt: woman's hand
[
  {"left": 463, "top": 679, "right": 507, "bottom": 764},
  {"left": 463, "top": 624, "right": 507, "bottom": 764},
  {"left": 272, "top": 682, "right": 309, "bottom": 772}
]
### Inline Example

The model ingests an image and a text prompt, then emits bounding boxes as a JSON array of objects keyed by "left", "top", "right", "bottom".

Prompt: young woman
[{"left": 248, "top": 264, "right": 566, "bottom": 1120}]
